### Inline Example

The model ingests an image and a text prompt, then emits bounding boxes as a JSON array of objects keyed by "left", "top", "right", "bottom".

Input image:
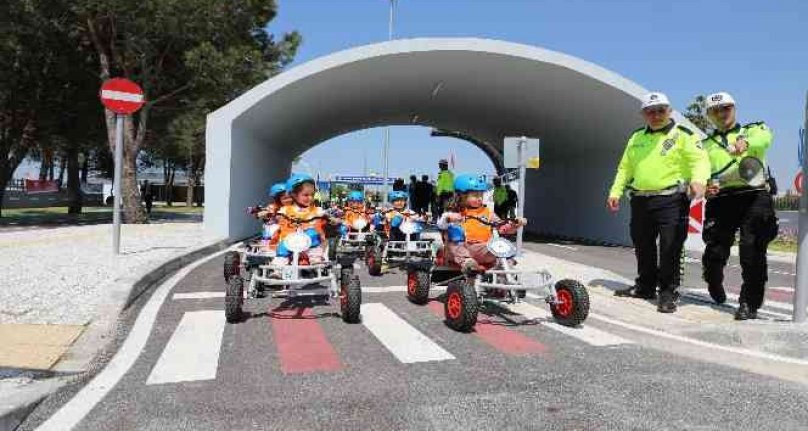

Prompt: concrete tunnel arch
[{"left": 204, "top": 37, "right": 695, "bottom": 243}]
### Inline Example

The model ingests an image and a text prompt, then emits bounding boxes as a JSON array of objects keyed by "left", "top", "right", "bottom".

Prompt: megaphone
[{"left": 713, "top": 156, "right": 767, "bottom": 188}]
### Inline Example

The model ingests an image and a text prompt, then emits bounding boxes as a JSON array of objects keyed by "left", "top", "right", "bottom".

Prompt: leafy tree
[
  {"left": 0, "top": 0, "right": 100, "bottom": 216},
  {"left": 684, "top": 95, "right": 713, "bottom": 134},
  {"left": 71, "top": 0, "right": 301, "bottom": 222}
]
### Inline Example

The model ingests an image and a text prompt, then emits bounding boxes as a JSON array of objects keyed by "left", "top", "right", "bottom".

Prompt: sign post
[
  {"left": 100, "top": 78, "right": 145, "bottom": 255},
  {"left": 794, "top": 92, "right": 808, "bottom": 323},
  {"left": 504, "top": 136, "right": 540, "bottom": 256}
]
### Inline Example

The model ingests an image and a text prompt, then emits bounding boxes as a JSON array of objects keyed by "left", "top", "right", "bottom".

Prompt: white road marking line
[
  {"left": 505, "top": 300, "right": 632, "bottom": 347},
  {"left": 146, "top": 310, "right": 226, "bottom": 385},
  {"left": 546, "top": 243, "right": 578, "bottom": 251},
  {"left": 362, "top": 285, "right": 447, "bottom": 293},
  {"left": 360, "top": 303, "right": 455, "bottom": 363},
  {"left": 100, "top": 89, "right": 144, "bottom": 102},
  {"left": 769, "top": 286, "right": 795, "bottom": 293},
  {"left": 684, "top": 288, "right": 795, "bottom": 317},
  {"left": 172, "top": 291, "right": 225, "bottom": 300},
  {"left": 589, "top": 312, "right": 808, "bottom": 367},
  {"left": 36, "top": 246, "right": 235, "bottom": 431},
  {"left": 771, "top": 270, "right": 796, "bottom": 277}
]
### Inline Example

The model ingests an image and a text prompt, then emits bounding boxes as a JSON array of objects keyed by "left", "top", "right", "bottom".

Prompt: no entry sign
[
  {"left": 100, "top": 78, "right": 145, "bottom": 115},
  {"left": 796, "top": 171, "right": 804, "bottom": 195}
]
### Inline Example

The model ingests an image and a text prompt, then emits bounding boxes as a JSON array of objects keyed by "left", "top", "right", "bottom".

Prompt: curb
[{"left": 0, "top": 237, "right": 234, "bottom": 431}]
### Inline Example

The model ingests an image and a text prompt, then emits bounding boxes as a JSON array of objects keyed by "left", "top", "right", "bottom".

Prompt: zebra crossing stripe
[
  {"left": 426, "top": 301, "right": 547, "bottom": 356},
  {"left": 503, "top": 301, "right": 632, "bottom": 347},
  {"left": 172, "top": 292, "right": 224, "bottom": 300},
  {"left": 146, "top": 310, "right": 226, "bottom": 385},
  {"left": 270, "top": 307, "right": 342, "bottom": 374},
  {"left": 361, "top": 303, "right": 455, "bottom": 363}
]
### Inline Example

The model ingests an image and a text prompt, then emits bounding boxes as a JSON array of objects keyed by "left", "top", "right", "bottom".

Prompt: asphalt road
[{"left": 20, "top": 246, "right": 808, "bottom": 431}]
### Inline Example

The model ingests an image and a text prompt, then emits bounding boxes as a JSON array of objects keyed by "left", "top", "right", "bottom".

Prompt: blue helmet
[
  {"left": 388, "top": 190, "right": 408, "bottom": 202},
  {"left": 268, "top": 183, "right": 287, "bottom": 198},
  {"left": 347, "top": 190, "right": 364, "bottom": 202},
  {"left": 285, "top": 173, "right": 315, "bottom": 193},
  {"left": 454, "top": 174, "right": 488, "bottom": 193}
]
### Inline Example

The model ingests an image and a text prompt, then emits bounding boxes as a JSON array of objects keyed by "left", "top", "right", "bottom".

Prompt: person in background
[
  {"left": 435, "top": 159, "right": 455, "bottom": 220},
  {"left": 408, "top": 175, "right": 419, "bottom": 211},
  {"left": 700, "top": 92, "right": 777, "bottom": 320},
  {"left": 492, "top": 177, "right": 508, "bottom": 219},
  {"left": 607, "top": 92, "right": 709, "bottom": 314},
  {"left": 416, "top": 175, "right": 433, "bottom": 215},
  {"left": 505, "top": 185, "right": 518, "bottom": 219}
]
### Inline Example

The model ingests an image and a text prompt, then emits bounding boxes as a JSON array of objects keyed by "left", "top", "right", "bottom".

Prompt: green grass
[
  {"left": 768, "top": 238, "right": 798, "bottom": 254},
  {"left": 0, "top": 204, "right": 202, "bottom": 224}
]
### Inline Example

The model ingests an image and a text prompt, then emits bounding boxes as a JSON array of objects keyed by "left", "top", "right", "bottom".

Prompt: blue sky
[{"left": 272, "top": 0, "right": 806, "bottom": 188}]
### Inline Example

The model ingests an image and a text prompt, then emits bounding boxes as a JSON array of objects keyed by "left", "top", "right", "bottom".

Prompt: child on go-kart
[
  {"left": 339, "top": 190, "right": 373, "bottom": 236},
  {"left": 272, "top": 173, "right": 329, "bottom": 265},
  {"left": 437, "top": 174, "right": 526, "bottom": 274},
  {"left": 384, "top": 190, "right": 426, "bottom": 241},
  {"left": 252, "top": 183, "right": 291, "bottom": 251}
]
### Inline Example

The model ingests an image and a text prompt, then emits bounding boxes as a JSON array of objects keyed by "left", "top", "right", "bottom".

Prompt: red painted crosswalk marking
[
  {"left": 270, "top": 307, "right": 342, "bottom": 374},
  {"left": 427, "top": 301, "right": 547, "bottom": 356}
]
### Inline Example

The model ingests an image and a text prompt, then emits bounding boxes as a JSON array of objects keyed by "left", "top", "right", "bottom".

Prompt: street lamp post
[{"left": 382, "top": 0, "right": 395, "bottom": 204}]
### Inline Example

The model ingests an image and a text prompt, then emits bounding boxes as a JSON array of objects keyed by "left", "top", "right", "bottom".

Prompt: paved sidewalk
[{"left": 0, "top": 223, "right": 223, "bottom": 372}]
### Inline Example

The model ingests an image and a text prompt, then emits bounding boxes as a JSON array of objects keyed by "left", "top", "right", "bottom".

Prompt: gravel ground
[{"left": 0, "top": 222, "right": 221, "bottom": 325}]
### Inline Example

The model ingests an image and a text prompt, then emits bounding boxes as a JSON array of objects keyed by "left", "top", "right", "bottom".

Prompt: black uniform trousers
[
  {"left": 630, "top": 193, "right": 690, "bottom": 294},
  {"left": 702, "top": 190, "right": 778, "bottom": 310}
]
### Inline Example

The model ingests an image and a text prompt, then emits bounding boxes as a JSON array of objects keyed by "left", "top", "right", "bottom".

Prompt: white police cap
[
  {"left": 705, "top": 92, "right": 736, "bottom": 110},
  {"left": 641, "top": 92, "right": 671, "bottom": 109}
]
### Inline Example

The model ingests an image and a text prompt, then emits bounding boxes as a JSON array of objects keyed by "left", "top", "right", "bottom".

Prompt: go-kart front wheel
[
  {"left": 367, "top": 249, "right": 383, "bottom": 277},
  {"left": 340, "top": 275, "right": 362, "bottom": 324},
  {"left": 223, "top": 251, "right": 240, "bottom": 283},
  {"left": 225, "top": 276, "right": 244, "bottom": 323},
  {"left": 406, "top": 269, "right": 431, "bottom": 305},
  {"left": 444, "top": 279, "right": 478, "bottom": 332},
  {"left": 550, "top": 279, "right": 590, "bottom": 327}
]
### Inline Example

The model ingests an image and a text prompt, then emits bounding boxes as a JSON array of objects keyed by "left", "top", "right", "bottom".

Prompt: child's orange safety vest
[
  {"left": 277, "top": 204, "right": 326, "bottom": 242},
  {"left": 460, "top": 206, "right": 494, "bottom": 243}
]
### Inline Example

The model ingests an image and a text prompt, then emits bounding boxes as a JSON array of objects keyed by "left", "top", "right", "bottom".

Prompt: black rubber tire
[
  {"left": 444, "top": 279, "right": 478, "bottom": 332},
  {"left": 550, "top": 279, "right": 590, "bottom": 327},
  {"left": 341, "top": 275, "right": 362, "bottom": 324},
  {"left": 225, "top": 276, "right": 244, "bottom": 323},
  {"left": 516, "top": 290, "right": 527, "bottom": 299},
  {"left": 223, "top": 251, "right": 240, "bottom": 283},
  {"left": 406, "top": 269, "right": 431, "bottom": 305},
  {"left": 367, "top": 248, "right": 383, "bottom": 277}
]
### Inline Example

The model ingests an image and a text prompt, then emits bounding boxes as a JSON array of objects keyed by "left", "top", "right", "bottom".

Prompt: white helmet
[
  {"left": 641, "top": 92, "right": 671, "bottom": 109},
  {"left": 705, "top": 92, "right": 736, "bottom": 110}
]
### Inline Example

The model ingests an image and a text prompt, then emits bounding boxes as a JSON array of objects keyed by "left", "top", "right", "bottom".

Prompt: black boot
[
  {"left": 657, "top": 290, "right": 678, "bottom": 313},
  {"left": 707, "top": 284, "right": 727, "bottom": 305},
  {"left": 734, "top": 303, "right": 758, "bottom": 321},
  {"left": 615, "top": 286, "right": 656, "bottom": 300}
]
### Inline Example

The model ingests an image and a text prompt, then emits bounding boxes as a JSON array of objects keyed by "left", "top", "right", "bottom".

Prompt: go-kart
[
  {"left": 365, "top": 210, "right": 437, "bottom": 281},
  {"left": 414, "top": 215, "right": 590, "bottom": 332},
  {"left": 328, "top": 210, "right": 375, "bottom": 263},
  {"left": 225, "top": 213, "right": 361, "bottom": 325}
]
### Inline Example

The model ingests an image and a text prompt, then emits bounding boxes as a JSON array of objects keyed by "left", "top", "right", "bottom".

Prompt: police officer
[
  {"left": 701, "top": 92, "right": 777, "bottom": 320},
  {"left": 435, "top": 159, "right": 455, "bottom": 219},
  {"left": 607, "top": 92, "right": 710, "bottom": 313}
]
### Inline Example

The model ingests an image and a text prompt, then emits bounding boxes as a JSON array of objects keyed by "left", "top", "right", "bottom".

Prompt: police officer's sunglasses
[
  {"left": 642, "top": 106, "right": 668, "bottom": 115},
  {"left": 708, "top": 105, "right": 734, "bottom": 115}
]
